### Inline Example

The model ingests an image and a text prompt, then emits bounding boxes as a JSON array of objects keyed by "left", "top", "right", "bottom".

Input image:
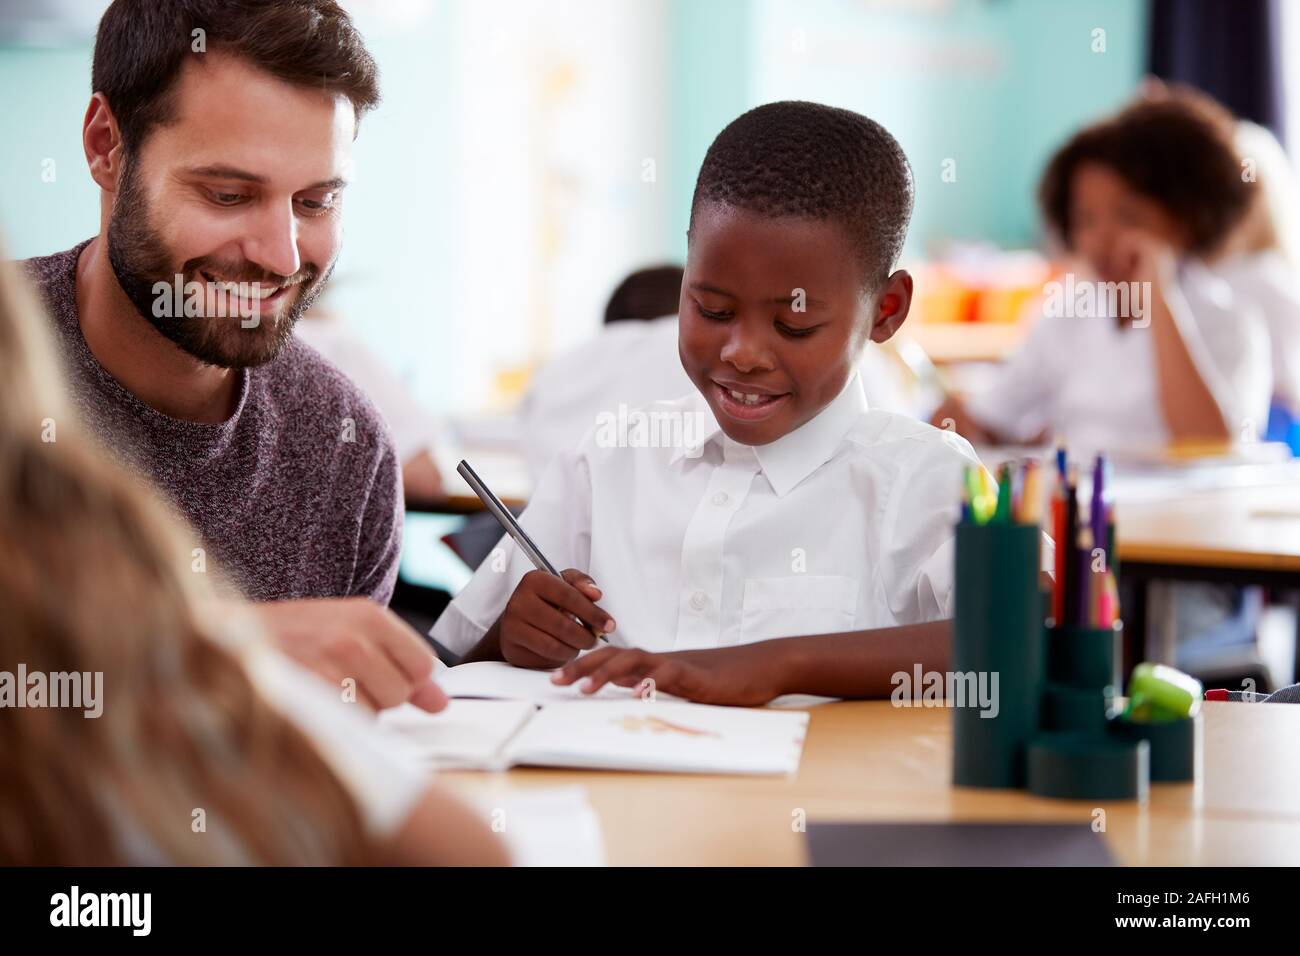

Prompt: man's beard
[{"left": 106, "top": 161, "right": 333, "bottom": 369}]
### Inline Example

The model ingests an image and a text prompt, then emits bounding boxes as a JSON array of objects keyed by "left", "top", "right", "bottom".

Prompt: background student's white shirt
[
  {"left": 1211, "top": 249, "right": 1300, "bottom": 411},
  {"left": 518, "top": 314, "right": 917, "bottom": 481},
  {"left": 965, "top": 260, "right": 1272, "bottom": 454},
  {"left": 433, "top": 374, "right": 982, "bottom": 658},
  {"left": 295, "top": 316, "right": 441, "bottom": 465},
  {"left": 518, "top": 315, "right": 692, "bottom": 481}
]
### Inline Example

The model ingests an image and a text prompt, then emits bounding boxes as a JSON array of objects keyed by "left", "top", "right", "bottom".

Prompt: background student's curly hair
[
  {"left": 1038, "top": 87, "right": 1252, "bottom": 255},
  {"left": 0, "top": 252, "right": 372, "bottom": 865}
]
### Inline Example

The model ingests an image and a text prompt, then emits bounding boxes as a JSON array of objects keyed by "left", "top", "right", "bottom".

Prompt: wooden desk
[
  {"left": 433, "top": 448, "right": 531, "bottom": 513},
  {"left": 902, "top": 322, "right": 1031, "bottom": 365},
  {"left": 1118, "top": 484, "right": 1300, "bottom": 576},
  {"left": 439, "top": 699, "right": 1300, "bottom": 865},
  {"left": 1115, "top": 482, "right": 1300, "bottom": 681}
]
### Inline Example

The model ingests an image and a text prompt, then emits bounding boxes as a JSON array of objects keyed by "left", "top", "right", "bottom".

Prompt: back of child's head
[
  {"left": 689, "top": 101, "right": 915, "bottom": 289},
  {"left": 1039, "top": 87, "right": 1250, "bottom": 255},
  {"left": 0, "top": 246, "right": 372, "bottom": 866},
  {"left": 604, "top": 265, "right": 685, "bottom": 324}
]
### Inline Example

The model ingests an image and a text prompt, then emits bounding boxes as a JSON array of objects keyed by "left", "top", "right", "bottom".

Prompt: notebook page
[{"left": 504, "top": 699, "right": 809, "bottom": 776}]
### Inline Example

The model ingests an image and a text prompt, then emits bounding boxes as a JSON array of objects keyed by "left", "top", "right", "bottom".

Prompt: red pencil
[{"left": 1051, "top": 481, "right": 1065, "bottom": 624}]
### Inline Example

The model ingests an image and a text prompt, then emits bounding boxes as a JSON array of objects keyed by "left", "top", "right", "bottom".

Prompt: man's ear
[
  {"left": 869, "top": 269, "right": 913, "bottom": 343},
  {"left": 83, "top": 92, "right": 125, "bottom": 193}
]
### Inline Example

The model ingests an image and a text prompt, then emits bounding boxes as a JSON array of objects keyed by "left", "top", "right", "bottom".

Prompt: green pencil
[{"left": 993, "top": 462, "right": 1013, "bottom": 523}]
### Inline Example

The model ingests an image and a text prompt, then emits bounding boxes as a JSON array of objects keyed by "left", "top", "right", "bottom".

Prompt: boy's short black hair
[
  {"left": 688, "top": 101, "right": 914, "bottom": 288},
  {"left": 1038, "top": 87, "right": 1249, "bottom": 254}
]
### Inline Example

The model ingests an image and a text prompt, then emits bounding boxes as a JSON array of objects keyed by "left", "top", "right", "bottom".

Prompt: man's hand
[
  {"left": 550, "top": 644, "right": 785, "bottom": 707},
  {"left": 254, "top": 598, "right": 448, "bottom": 712},
  {"left": 497, "top": 569, "right": 616, "bottom": 668}
]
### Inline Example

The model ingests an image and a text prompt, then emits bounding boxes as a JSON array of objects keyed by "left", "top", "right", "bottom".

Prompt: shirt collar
[{"left": 671, "top": 373, "right": 869, "bottom": 497}]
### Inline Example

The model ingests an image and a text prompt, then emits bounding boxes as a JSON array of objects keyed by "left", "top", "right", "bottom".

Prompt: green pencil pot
[
  {"left": 1109, "top": 711, "right": 1201, "bottom": 783},
  {"left": 1047, "top": 623, "right": 1121, "bottom": 690},
  {"left": 952, "top": 522, "right": 1044, "bottom": 789},
  {"left": 1042, "top": 681, "right": 1117, "bottom": 735},
  {"left": 1027, "top": 733, "right": 1150, "bottom": 802}
]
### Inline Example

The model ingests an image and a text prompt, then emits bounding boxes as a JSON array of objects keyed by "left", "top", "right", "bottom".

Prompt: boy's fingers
[
  {"left": 510, "top": 618, "right": 581, "bottom": 667},
  {"left": 536, "top": 574, "right": 615, "bottom": 634},
  {"left": 503, "top": 639, "right": 565, "bottom": 670},
  {"left": 533, "top": 600, "right": 600, "bottom": 652},
  {"left": 627, "top": 661, "right": 696, "bottom": 701},
  {"left": 561, "top": 568, "right": 602, "bottom": 599},
  {"left": 553, "top": 646, "right": 619, "bottom": 684},
  {"left": 575, "top": 650, "right": 657, "bottom": 695}
]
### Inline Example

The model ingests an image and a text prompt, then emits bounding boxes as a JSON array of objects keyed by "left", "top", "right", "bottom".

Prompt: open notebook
[
  {"left": 433, "top": 659, "right": 681, "bottom": 703},
  {"left": 379, "top": 661, "right": 809, "bottom": 775}
]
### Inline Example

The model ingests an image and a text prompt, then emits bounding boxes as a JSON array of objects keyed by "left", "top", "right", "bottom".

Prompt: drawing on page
[{"left": 613, "top": 714, "right": 720, "bottom": 738}]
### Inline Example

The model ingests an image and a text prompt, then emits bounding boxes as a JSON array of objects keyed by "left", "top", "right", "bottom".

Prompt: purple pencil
[{"left": 1091, "top": 455, "right": 1107, "bottom": 570}]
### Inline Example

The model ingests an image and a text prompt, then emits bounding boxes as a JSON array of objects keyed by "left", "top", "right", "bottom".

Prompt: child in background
[
  {"left": 434, "top": 101, "right": 986, "bottom": 704},
  {"left": 296, "top": 292, "right": 449, "bottom": 505},
  {"left": 933, "top": 89, "right": 1271, "bottom": 455},
  {"left": 1212, "top": 119, "right": 1300, "bottom": 450},
  {"left": 0, "top": 253, "right": 505, "bottom": 866},
  {"left": 518, "top": 266, "right": 692, "bottom": 482}
]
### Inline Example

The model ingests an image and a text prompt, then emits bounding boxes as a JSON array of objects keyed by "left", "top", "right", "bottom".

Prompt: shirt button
[
  {"left": 712, "top": 492, "right": 729, "bottom": 506},
  {"left": 690, "top": 591, "right": 708, "bottom": 610}
]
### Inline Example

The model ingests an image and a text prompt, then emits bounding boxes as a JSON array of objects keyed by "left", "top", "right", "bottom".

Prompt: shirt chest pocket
[{"left": 739, "top": 575, "right": 861, "bottom": 644}]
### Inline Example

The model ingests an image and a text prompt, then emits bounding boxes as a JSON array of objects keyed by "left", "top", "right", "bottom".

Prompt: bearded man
[{"left": 21, "top": 0, "right": 445, "bottom": 714}]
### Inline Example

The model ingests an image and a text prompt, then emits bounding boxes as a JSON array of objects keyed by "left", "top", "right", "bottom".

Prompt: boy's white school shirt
[
  {"left": 964, "top": 259, "right": 1272, "bottom": 454},
  {"left": 432, "top": 373, "right": 983, "bottom": 658}
]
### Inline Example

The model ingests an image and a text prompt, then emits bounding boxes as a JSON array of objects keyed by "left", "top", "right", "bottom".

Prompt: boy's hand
[
  {"left": 498, "top": 569, "right": 616, "bottom": 668},
  {"left": 550, "top": 645, "right": 784, "bottom": 707}
]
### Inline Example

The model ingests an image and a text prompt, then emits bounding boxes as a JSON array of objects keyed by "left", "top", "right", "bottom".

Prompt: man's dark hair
[
  {"left": 1038, "top": 87, "right": 1249, "bottom": 254},
  {"left": 604, "top": 265, "right": 684, "bottom": 324},
  {"left": 92, "top": 0, "right": 380, "bottom": 154},
  {"left": 688, "top": 101, "right": 915, "bottom": 287}
]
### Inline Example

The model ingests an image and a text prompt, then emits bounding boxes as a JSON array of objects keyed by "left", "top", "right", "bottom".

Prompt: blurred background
[
  {"left": 2, "top": 0, "right": 1298, "bottom": 687},
  {"left": 2, "top": 0, "right": 1293, "bottom": 416}
]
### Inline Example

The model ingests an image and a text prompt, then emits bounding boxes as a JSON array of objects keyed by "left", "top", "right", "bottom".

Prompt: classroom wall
[
  {"left": 0, "top": 44, "right": 101, "bottom": 259},
  {"left": 0, "top": 0, "right": 1147, "bottom": 414},
  {"left": 429, "top": 0, "right": 670, "bottom": 410},
  {"left": 667, "top": 0, "right": 1149, "bottom": 261}
]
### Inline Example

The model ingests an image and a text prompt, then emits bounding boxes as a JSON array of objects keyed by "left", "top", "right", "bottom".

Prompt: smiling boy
[{"left": 432, "top": 101, "right": 983, "bottom": 704}]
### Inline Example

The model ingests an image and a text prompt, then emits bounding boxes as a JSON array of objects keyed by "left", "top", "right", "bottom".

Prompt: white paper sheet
[
  {"left": 437, "top": 660, "right": 680, "bottom": 705},
  {"left": 467, "top": 786, "right": 606, "bottom": 866},
  {"left": 392, "top": 666, "right": 811, "bottom": 776},
  {"left": 378, "top": 698, "right": 536, "bottom": 770},
  {"left": 504, "top": 699, "right": 809, "bottom": 776}
]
